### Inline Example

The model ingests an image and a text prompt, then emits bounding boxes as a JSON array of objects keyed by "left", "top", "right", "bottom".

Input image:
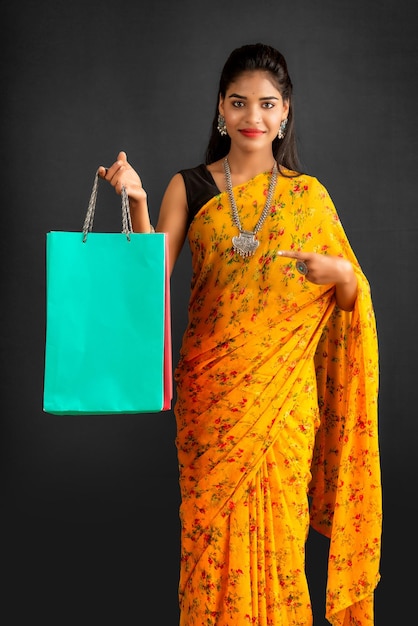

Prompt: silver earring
[
  {"left": 217, "top": 114, "right": 228, "bottom": 136},
  {"left": 278, "top": 118, "right": 288, "bottom": 139}
]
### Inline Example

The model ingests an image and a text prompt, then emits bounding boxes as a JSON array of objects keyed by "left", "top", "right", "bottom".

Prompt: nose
[{"left": 245, "top": 105, "right": 262, "bottom": 124}]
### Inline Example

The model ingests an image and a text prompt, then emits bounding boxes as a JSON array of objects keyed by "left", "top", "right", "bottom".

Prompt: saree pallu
[{"left": 174, "top": 170, "right": 381, "bottom": 625}]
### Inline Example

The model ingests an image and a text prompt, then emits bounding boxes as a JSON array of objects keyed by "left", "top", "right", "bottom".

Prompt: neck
[{"left": 226, "top": 148, "right": 276, "bottom": 178}]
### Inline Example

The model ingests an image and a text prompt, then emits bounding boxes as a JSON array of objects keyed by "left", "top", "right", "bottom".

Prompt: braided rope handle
[{"left": 82, "top": 169, "right": 133, "bottom": 242}]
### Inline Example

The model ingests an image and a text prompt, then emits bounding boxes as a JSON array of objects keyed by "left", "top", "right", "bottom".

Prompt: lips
[{"left": 239, "top": 129, "right": 265, "bottom": 137}]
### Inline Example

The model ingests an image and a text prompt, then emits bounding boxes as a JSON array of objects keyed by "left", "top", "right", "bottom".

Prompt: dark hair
[{"left": 205, "top": 43, "right": 300, "bottom": 173}]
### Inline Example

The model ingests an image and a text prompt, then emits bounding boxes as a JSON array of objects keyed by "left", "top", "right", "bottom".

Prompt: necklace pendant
[
  {"left": 224, "top": 157, "right": 278, "bottom": 260},
  {"left": 232, "top": 230, "right": 260, "bottom": 258}
]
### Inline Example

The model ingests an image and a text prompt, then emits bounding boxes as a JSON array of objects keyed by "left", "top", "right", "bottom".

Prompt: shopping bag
[{"left": 43, "top": 170, "right": 172, "bottom": 415}]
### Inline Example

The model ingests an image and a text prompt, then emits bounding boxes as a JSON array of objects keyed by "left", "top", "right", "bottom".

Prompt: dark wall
[{"left": 2, "top": 0, "right": 416, "bottom": 623}]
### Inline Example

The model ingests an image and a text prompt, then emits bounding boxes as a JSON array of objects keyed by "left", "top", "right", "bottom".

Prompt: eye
[
  {"left": 262, "top": 102, "right": 274, "bottom": 109},
  {"left": 232, "top": 100, "right": 245, "bottom": 108}
]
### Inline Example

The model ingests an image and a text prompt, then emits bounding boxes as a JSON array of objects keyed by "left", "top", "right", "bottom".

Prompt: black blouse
[{"left": 179, "top": 164, "right": 221, "bottom": 229}]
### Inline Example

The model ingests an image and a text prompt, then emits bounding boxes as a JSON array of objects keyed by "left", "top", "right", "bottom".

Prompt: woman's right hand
[
  {"left": 98, "top": 151, "right": 146, "bottom": 204},
  {"left": 98, "top": 151, "right": 151, "bottom": 232}
]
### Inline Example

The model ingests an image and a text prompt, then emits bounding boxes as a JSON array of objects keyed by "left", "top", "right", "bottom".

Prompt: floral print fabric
[{"left": 174, "top": 170, "right": 381, "bottom": 625}]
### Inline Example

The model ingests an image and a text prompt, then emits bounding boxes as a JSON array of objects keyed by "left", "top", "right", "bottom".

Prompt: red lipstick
[{"left": 239, "top": 129, "right": 264, "bottom": 137}]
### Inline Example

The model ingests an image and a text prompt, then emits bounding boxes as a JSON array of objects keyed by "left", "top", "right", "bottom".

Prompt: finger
[
  {"left": 105, "top": 159, "right": 127, "bottom": 186},
  {"left": 114, "top": 178, "right": 127, "bottom": 194},
  {"left": 277, "top": 250, "right": 311, "bottom": 276},
  {"left": 295, "top": 259, "right": 309, "bottom": 276},
  {"left": 117, "top": 150, "right": 128, "bottom": 163},
  {"left": 98, "top": 166, "right": 108, "bottom": 179},
  {"left": 99, "top": 152, "right": 128, "bottom": 181},
  {"left": 277, "top": 250, "right": 302, "bottom": 259},
  {"left": 278, "top": 250, "right": 313, "bottom": 262}
]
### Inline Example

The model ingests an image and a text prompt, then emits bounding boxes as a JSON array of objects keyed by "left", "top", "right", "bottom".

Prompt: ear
[
  {"left": 282, "top": 98, "right": 290, "bottom": 119},
  {"left": 218, "top": 94, "right": 225, "bottom": 116}
]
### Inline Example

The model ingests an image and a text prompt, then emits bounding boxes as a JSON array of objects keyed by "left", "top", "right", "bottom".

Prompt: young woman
[{"left": 99, "top": 43, "right": 381, "bottom": 626}]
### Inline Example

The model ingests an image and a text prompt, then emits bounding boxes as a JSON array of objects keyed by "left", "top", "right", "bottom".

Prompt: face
[{"left": 219, "top": 70, "right": 289, "bottom": 151}]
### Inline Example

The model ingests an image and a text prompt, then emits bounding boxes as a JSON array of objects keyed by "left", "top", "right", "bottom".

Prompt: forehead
[{"left": 225, "top": 70, "right": 281, "bottom": 96}]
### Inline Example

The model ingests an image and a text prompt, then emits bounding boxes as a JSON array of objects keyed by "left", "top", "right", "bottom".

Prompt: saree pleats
[{"left": 174, "top": 171, "right": 381, "bottom": 625}]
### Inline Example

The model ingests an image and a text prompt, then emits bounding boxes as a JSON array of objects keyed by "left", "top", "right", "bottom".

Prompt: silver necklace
[{"left": 223, "top": 157, "right": 278, "bottom": 258}]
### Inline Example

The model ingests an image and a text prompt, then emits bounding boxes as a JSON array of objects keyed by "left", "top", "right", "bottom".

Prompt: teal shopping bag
[{"left": 43, "top": 172, "right": 172, "bottom": 415}]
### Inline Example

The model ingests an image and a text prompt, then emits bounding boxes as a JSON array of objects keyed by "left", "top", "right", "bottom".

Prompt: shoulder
[
  {"left": 177, "top": 163, "right": 221, "bottom": 228},
  {"left": 280, "top": 171, "right": 330, "bottom": 196},
  {"left": 179, "top": 163, "right": 216, "bottom": 186},
  {"left": 279, "top": 168, "right": 321, "bottom": 186},
  {"left": 178, "top": 163, "right": 206, "bottom": 177},
  {"left": 178, "top": 163, "right": 220, "bottom": 201},
  {"left": 163, "top": 171, "right": 187, "bottom": 198}
]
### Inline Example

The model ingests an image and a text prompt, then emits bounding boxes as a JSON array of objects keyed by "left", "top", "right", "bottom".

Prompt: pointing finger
[
  {"left": 277, "top": 250, "right": 304, "bottom": 259},
  {"left": 277, "top": 251, "right": 309, "bottom": 275}
]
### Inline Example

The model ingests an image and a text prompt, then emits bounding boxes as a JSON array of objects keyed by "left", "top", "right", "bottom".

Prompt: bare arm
[
  {"left": 333, "top": 258, "right": 358, "bottom": 312},
  {"left": 155, "top": 173, "right": 189, "bottom": 275}
]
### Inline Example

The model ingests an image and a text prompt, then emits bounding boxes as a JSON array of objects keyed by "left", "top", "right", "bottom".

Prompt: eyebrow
[{"left": 228, "top": 93, "right": 280, "bottom": 101}]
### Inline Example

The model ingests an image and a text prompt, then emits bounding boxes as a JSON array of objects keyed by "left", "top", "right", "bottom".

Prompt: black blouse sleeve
[{"left": 179, "top": 164, "right": 220, "bottom": 229}]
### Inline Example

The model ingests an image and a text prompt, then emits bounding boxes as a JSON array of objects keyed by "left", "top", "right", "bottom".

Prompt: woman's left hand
[
  {"left": 277, "top": 250, "right": 358, "bottom": 311},
  {"left": 277, "top": 250, "right": 354, "bottom": 286}
]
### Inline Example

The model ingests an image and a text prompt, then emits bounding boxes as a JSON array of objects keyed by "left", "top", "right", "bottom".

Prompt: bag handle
[{"left": 82, "top": 170, "right": 133, "bottom": 242}]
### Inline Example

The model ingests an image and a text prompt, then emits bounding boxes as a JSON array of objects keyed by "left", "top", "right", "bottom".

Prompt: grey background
[{"left": 2, "top": 0, "right": 417, "bottom": 623}]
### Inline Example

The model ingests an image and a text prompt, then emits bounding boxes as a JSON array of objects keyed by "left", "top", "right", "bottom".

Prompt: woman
[{"left": 100, "top": 43, "right": 381, "bottom": 626}]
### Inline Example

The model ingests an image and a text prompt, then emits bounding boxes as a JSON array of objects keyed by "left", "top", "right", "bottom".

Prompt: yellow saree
[{"left": 174, "top": 169, "right": 381, "bottom": 625}]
